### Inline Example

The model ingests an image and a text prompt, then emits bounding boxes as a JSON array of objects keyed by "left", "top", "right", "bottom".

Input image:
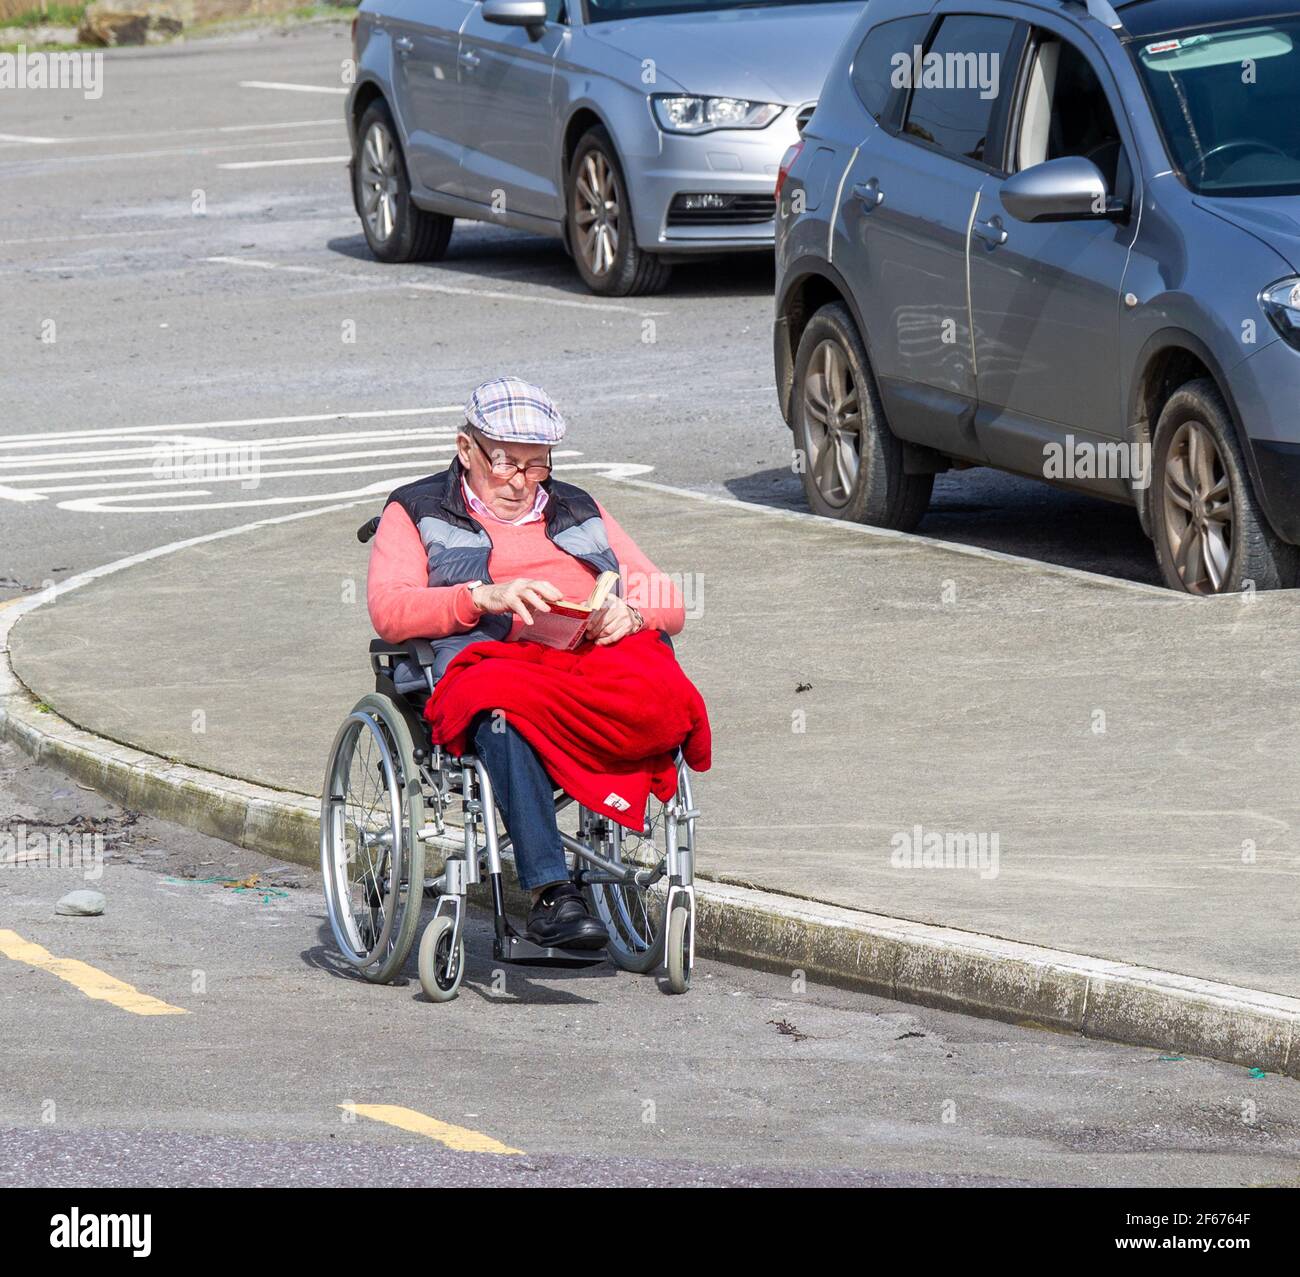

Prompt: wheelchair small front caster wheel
[
  {"left": 419, "top": 915, "right": 465, "bottom": 1002},
  {"left": 666, "top": 901, "right": 691, "bottom": 994}
]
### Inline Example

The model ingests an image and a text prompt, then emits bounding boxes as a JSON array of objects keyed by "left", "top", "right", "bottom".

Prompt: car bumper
[
  {"left": 622, "top": 112, "right": 802, "bottom": 253},
  {"left": 1229, "top": 337, "right": 1300, "bottom": 543}
]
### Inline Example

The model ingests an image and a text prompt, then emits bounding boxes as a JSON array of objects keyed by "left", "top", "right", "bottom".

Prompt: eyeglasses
[{"left": 468, "top": 431, "right": 552, "bottom": 481}]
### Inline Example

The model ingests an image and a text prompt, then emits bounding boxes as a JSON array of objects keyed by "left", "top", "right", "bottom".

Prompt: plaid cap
[{"left": 464, "top": 376, "right": 566, "bottom": 444}]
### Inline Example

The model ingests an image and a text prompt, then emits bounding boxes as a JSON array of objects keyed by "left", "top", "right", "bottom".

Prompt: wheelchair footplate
[{"left": 494, "top": 922, "right": 608, "bottom": 968}]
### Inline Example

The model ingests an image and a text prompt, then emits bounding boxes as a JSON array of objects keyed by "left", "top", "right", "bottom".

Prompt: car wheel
[
  {"left": 567, "top": 126, "right": 671, "bottom": 297},
  {"left": 792, "top": 302, "right": 933, "bottom": 529},
  {"left": 1150, "top": 378, "right": 1297, "bottom": 594},
  {"left": 355, "top": 100, "right": 452, "bottom": 264}
]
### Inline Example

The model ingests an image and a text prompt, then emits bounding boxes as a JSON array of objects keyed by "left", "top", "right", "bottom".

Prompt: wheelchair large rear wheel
[
  {"left": 321, "top": 694, "right": 426, "bottom": 984},
  {"left": 584, "top": 765, "right": 695, "bottom": 976}
]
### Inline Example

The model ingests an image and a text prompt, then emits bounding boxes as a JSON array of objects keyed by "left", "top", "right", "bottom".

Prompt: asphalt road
[
  {"left": 4, "top": 739, "right": 1299, "bottom": 1187},
  {"left": 0, "top": 20, "right": 1161, "bottom": 604}
]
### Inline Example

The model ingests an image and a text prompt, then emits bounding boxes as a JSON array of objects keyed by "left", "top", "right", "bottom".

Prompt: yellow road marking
[
  {"left": 0, "top": 929, "right": 188, "bottom": 1016},
  {"left": 341, "top": 1104, "right": 523, "bottom": 1154},
  {"left": 0, "top": 594, "right": 30, "bottom": 611}
]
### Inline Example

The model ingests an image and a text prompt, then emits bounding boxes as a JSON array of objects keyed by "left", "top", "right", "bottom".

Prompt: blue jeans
[{"left": 471, "top": 711, "right": 569, "bottom": 892}]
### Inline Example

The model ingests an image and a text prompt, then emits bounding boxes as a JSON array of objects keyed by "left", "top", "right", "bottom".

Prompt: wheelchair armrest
[{"left": 368, "top": 637, "right": 437, "bottom": 667}]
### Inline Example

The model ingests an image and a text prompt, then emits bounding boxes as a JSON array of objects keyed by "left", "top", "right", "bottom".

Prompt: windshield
[
  {"left": 1134, "top": 19, "right": 1300, "bottom": 196},
  {"left": 584, "top": 0, "right": 840, "bottom": 22}
]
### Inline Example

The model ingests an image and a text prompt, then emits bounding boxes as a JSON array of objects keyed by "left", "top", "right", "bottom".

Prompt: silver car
[{"left": 346, "top": 0, "right": 864, "bottom": 295}]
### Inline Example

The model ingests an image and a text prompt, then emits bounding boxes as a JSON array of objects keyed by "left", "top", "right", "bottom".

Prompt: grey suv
[{"left": 775, "top": 0, "right": 1300, "bottom": 594}]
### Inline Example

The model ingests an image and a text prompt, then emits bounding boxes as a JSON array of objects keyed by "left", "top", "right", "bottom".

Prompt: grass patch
[{"left": 3, "top": 3, "right": 87, "bottom": 27}]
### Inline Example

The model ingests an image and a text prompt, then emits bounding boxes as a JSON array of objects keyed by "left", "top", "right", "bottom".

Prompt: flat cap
[{"left": 464, "top": 376, "right": 566, "bottom": 444}]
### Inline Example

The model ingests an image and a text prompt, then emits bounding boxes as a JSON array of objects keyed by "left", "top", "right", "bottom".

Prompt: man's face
[{"left": 457, "top": 426, "right": 552, "bottom": 520}]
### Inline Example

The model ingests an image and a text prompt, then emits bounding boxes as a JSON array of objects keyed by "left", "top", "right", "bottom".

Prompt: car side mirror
[
  {"left": 482, "top": 0, "right": 548, "bottom": 40},
  {"left": 1001, "top": 156, "right": 1122, "bottom": 223}
]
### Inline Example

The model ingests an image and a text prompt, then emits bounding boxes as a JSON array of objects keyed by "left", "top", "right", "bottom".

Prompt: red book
[{"left": 515, "top": 570, "right": 620, "bottom": 651}]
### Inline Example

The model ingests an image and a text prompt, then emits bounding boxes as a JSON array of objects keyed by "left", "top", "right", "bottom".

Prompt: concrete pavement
[{"left": 4, "top": 471, "right": 1299, "bottom": 1077}]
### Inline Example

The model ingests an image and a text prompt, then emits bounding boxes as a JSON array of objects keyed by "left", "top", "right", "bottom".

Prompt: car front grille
[{"left": 667, "top": 193, "right": 777, "bottom": 226}]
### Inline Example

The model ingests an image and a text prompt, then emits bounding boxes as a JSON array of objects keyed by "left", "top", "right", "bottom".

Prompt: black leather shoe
[{"left": 526, "top": 882, "right": 609, "bottom": 951}]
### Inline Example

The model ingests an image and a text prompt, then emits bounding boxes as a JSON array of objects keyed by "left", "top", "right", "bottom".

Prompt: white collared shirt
[{"left": 461, "top": 475, "right": 549, "bottom": 526}]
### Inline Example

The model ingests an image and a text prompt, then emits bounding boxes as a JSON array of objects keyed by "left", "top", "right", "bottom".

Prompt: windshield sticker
[{"left": 1146, "top": 39, "right": 1181, "bottom": 54}]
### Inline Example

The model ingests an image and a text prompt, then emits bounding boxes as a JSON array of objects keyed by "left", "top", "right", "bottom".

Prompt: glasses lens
[{"left": 524, "top": 464, "right": 552, "bottom": 480}]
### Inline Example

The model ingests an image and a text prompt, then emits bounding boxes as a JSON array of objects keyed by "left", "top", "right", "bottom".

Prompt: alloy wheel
[
  {"left": 803, "top": 339, "right": 863, "bottom": 507},
  {"left": 573, "top": 151, "right": 620, "bottom": 277},
  {"left": 360, "top": 122, "right": 400, "bottom": 244},
  {"left": 1162, "top": 419, "right": 1234, "bottom": 594}
]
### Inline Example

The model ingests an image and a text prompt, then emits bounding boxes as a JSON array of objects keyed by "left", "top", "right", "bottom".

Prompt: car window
[
  {"left": 545, "top": 0, "right": 567, "bottom": 21},
  {"left": 1134, "top": 19, "right": 1300, "bottom": 195},
  {"left": 850, "top": 14, "right": 933, "bottom": 128},
  {"left": 902, "top": 14, "right": 1020, "bottom": 167},
  {"left": 1017, "top": 32, "right": 1131, "bottom": 201}
]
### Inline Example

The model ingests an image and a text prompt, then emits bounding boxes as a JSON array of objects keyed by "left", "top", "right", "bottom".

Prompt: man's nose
[{"left": 507, "top": 471, "right": 528, "bottom": 492}]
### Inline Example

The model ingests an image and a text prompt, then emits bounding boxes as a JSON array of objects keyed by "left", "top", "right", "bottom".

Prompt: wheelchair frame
[{"left": 319, "top": 633, "right": 699, "bottom": 999}]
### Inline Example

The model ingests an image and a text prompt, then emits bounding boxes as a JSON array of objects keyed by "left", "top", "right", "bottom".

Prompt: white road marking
[
  {"left": 218, "top": 155, "right": 350, "bottom": 170},
  {"left": 0, "top": 135, "right": 348, "bottom": 173},
  {"left": 2, "top": 444, "right": 472, "bottom": 485},
  {"left": 0, "top": 412, "right": 615, "bottom": 514},
  {"left": 0, "top": 484, "right": 44, "bottom": 503},
  {"left": 205, "top": 254, "right": 665, "bottom": 318},
  {"left": 0, "top": 120, "right": 339, "bottom": 148},
  {"left": 0, "top": 427, "right": 461, "bottom": 468},
  {"left": 0, "top": 407, "right": 462, "bottom": 447},
  {"left": 0, "top": 227, "right": 198, "bottom": 249},
  {"left": 55, "top": 462, "right": 653, "bottom": 513},
  {"left": 239, "top": 80, "right": 349, "bottom": 95}
]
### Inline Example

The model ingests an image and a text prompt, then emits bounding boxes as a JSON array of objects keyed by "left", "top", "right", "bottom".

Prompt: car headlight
[
  {"left": 651, "top": 95, "right": 783, "bottom": 134},
  {"left": 1261, "top": 278, "right": 1300, "bottom": 350}
]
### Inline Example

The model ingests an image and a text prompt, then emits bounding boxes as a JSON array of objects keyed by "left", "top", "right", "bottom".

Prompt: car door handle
[
  {"left": 852, "top": 179, "right": 884, "bottom": 209},
  {"left": 459, "top": 48, "right": 481, "bottom": 70},
  {"left": 394, "top": 35, "right": 413, "bottom": 54},
  {"left": 973, "top": 216, "right": 1008, "bottom": 248}
]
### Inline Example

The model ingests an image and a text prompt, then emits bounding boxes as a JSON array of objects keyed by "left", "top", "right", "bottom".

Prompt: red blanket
[{"left": 424, "top": 629, "right": 711, "bottom": 829}]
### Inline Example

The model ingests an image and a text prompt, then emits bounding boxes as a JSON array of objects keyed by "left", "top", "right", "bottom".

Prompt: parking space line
[
  {"left": 205, "top": 254, "right": 665, "bottom": 317},
  {"left": 240, "top": 80, "right": 348, "bottom": 95},
  {"left": 0, "top": 135, "right": 348, "bottom": 175},
  {"left": 0, "top": 930, "right": 189, "bottom": 1016},
  {"left": 0, "top": 120, "right": 339, "bottom": 148},
  {"left": 218, "top": 156, "right": 350, "bottom": 170},
  {"left": 340, "top": 1104, "right": 524, "bottom": 1154}
]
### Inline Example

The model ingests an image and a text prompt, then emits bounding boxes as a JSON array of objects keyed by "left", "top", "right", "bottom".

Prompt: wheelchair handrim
[{"left": 321, "top": 711, "right": 406, "bottom": 968}]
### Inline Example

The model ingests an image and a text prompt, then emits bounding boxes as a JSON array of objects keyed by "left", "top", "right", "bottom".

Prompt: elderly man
[{"left": 367, "top": 377, "right": 685, "bottom": 950}]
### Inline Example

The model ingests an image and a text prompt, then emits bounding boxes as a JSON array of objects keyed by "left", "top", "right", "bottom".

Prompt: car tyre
[
  {"left": 355, "top": 100, "right": 452, "bottom": 264},
  {"left": 1151, "top": 378, "right": 1297, "bottom": 594},
  {"left": 792, "top": 302, "right": 933, "bottom": 529},
  {"left": 567, "top": 126, "right": 671, "bottom": 297}
]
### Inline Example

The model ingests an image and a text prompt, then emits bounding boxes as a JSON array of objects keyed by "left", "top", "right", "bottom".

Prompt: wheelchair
[{"left": 319, "top": 517, "right": 700, "bottom": 1000}]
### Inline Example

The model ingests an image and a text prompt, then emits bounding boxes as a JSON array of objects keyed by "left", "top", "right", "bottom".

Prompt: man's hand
[
  {"left": 470, "top": 578, "right": 563, "bottom": 625},
  {"left": 585, "top": 596, "right": 644, "bottom": 646}
]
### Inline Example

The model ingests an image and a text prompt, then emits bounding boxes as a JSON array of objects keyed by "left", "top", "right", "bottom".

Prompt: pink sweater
[{"left": 367, "top": 498, "right": 686, "bottom": 643}]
